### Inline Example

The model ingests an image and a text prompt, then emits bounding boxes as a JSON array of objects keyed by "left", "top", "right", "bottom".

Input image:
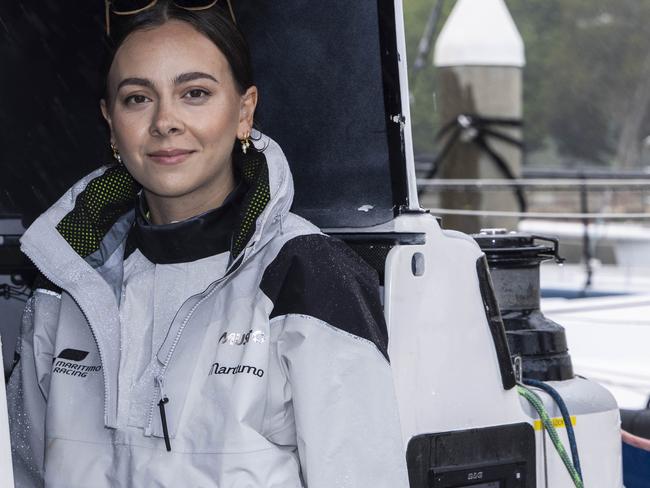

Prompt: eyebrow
[
  {"left": 116, "top": 72, "right": 219, "bottom": 92},
  {"left": 116, "top": 77, "right": 153, "bottom": 91},
  {"left": 174, "top": 71, "right": 219, "bottom": 85}
]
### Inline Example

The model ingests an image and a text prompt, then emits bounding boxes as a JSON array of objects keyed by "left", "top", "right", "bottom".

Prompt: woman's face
[{"left": 101, "top": 20, "right": 256, "bottom": 212}]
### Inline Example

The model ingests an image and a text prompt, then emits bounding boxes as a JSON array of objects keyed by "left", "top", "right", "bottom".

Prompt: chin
[
  {"left": 146, "top": 183, "right": 199, "bottom": 199},
  {"left": 136, "top": 173, "right": 199, "bottom": 199}
]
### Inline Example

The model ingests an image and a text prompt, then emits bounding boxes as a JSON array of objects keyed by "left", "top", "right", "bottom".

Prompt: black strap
[{"left": 422, "top": 113, "right": 527, "bottom": 213}]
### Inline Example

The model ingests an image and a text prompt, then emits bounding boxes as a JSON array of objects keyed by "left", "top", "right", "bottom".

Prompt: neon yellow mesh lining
[
  {"left": 232, "top": 150, "right": 271, "bottom": 257},
  {"left": 56, "top": 165, "right": 139, "bottom": 258}
]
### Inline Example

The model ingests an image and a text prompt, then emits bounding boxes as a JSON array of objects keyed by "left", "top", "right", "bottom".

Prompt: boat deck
[{"left": 540, "top": 263, "right": 650, "bottom": 410}]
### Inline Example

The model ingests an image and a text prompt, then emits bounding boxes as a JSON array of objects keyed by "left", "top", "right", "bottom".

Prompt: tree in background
[{"left": 405, "top": 0, "right": 650, "bottom": 169}]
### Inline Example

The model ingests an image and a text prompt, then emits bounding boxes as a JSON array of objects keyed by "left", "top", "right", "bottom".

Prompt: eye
[
  {"left": 183, "top": 88, "right": 211, "bottom": 100},
  {"left": 123, "top": 94, "right": 150, "bottom": 105}
]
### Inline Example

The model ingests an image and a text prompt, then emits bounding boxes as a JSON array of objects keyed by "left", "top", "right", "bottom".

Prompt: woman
[{"left": 7, "top": 1, "right": 409, "bottom": 487}]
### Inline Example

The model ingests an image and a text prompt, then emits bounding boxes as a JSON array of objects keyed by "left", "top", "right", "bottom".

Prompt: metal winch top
[
  {"left": 473, "top": 229, "right": 574, "bottom": 381},
  {"left": 473, "top": 228, "right": 564, "bottom": 267}
]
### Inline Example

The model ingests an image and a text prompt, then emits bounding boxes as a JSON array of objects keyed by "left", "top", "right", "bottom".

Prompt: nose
[{"left": 150, "top": 99, "right": 184, "bottom": 137}]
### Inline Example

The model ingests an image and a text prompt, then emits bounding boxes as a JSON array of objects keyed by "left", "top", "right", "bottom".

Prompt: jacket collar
[
  {"left": 23, "top": 131, "right": 293, "bottom": 274},
  {"left": 125, "top": 179, "right": 248, "bottom": 265}
]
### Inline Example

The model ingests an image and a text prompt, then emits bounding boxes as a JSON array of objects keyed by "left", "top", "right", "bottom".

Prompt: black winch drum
[{"left": 473, "top": 229, "right": 574, "bottom": 381}]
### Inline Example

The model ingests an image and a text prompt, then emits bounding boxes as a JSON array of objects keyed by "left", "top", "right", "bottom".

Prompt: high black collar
[{"left": 125, "top": 181, "right": 248, "bottom": 265}]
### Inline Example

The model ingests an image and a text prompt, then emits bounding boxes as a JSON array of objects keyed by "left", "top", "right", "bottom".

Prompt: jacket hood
[{"left": 22, "top": 130, "right": 294, "bottom": 276}]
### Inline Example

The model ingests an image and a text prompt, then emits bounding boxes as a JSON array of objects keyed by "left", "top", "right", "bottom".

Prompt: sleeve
[
  {"left": 277, "top": 315, "right": 409, "bottom": 488},
  {"left": 6, "top": 288, "right": 60, "bottom": 488},
  {"left": 262, "top": 235, "right": 410, "bottom": 488}
]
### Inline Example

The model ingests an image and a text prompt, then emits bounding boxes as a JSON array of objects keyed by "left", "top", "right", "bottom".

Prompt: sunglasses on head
[{"left": 104, "top": 0, "right": 236, "bottom": 36}]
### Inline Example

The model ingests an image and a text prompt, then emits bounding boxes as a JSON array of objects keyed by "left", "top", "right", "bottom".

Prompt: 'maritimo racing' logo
[{"left": 52, "top": 349, "right": 102, "bottom": 378}]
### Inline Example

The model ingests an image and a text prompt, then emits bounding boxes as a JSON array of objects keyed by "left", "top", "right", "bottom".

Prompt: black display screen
[{"left": 457, "top": 482, "right": 502, "bottom": 488}]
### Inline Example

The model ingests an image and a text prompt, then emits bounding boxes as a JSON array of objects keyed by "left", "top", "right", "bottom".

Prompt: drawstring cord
[{"left": 156, "top": 376, "right": 172, "bottom": 452}]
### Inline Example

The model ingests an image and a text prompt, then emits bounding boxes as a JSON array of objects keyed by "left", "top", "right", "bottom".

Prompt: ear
[
  {"left": 100, "top": 99, "right": 114, "bottom": 140},
  {"left": 237, "top": 86, "right": 258, "bottom": 138}
]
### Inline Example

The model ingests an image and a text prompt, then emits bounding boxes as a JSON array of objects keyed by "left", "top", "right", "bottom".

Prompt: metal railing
[{"left": 416, "top": 167, "right": 650, "bottom": 289}]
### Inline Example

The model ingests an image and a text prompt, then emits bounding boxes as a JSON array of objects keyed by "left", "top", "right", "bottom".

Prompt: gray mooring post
[{"left": 432, "top": 0, "right": 525, "bottom": 233}]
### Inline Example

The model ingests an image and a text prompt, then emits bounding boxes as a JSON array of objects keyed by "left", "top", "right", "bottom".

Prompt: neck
[{"left": 144, "top": 170, "right": 236, "bottom": 225}]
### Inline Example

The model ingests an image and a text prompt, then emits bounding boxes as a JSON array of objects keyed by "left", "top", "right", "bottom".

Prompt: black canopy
[{"left": 0, "top": 0, "right": 409, "bottom": 228}]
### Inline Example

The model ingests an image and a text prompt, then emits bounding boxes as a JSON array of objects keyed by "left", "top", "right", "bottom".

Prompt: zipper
[
  {"left": 155, "top": 375, "right": 171, "bottom": 451},
  {"left": 20, "top": 160, "right": 289, "bottom": 434},
  {"left": 144, "top": 248, "right": 251, "bottom": 439},
  {"left": 24, "top": 166, "right": 288, "bottom": 440},
  {"left": 21, "top": 244, "right": 112, "bottom": 425}
]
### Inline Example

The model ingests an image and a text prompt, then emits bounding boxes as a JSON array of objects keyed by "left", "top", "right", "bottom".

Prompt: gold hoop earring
[
  {"left": 110, "top": 141, "right": 123, "bottom": 164},
  {"left": 240, "top": 131, "right": 251, "bottom": 154}
]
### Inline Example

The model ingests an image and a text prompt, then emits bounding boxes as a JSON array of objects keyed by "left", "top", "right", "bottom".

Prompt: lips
[{"left": 147, "top": 148, "right": 196, "bottom": 165}]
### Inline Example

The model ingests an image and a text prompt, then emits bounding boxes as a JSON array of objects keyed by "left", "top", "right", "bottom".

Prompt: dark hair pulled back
[{"left": 103, "top": 0, "right": 253, "bottom": 101}]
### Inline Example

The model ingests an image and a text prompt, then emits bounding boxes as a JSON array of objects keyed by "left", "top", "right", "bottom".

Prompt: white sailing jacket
[{"left": 6, "top": 133, "right": 410, "bottom": 488}]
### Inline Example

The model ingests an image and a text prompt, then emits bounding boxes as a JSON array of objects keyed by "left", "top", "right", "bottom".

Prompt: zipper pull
[{"left": 155, "top": 376, "right": 172, "bottom": 452}]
